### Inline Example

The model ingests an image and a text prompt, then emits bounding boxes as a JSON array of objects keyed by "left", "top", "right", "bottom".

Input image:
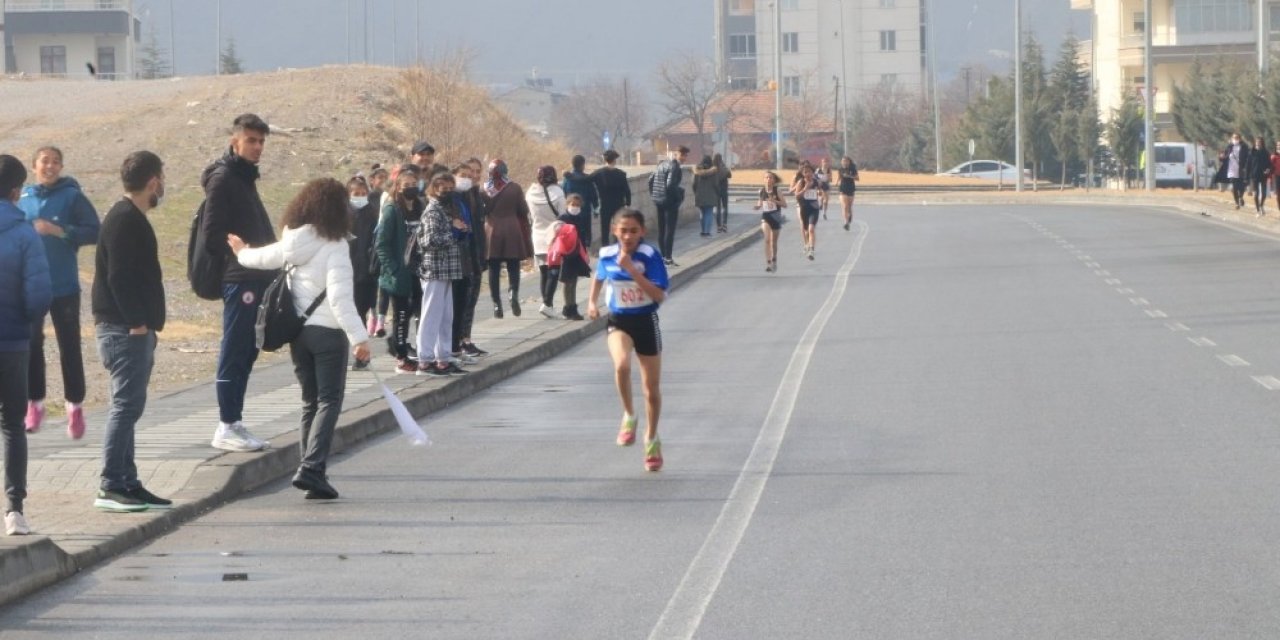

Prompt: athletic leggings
[{"left": 487, "top": 258, "right": 521, "bottom": 304}]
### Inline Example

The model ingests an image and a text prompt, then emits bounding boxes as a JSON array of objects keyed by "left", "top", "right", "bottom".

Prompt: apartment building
[
  {"left": 1072, "top": 0, "right": 1274, "bottom": 139},
  {"left": 714, "top": 0, "right": 926, "bottom": 100},
  {"left": 3, "top": 0, "right": 139, "bottom": 79}
]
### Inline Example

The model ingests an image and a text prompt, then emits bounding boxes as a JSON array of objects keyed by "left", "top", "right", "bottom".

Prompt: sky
[{"left": 141, "top": 0, "right": 1091, "bottom": 86}]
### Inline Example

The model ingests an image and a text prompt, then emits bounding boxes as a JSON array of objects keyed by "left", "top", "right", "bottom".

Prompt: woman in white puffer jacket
[
  {"left": 525, "top": 165, "right": 565, "bottom": 317},
  {"left": 227, "top": 177, "right": 370, "bottom": 501}
]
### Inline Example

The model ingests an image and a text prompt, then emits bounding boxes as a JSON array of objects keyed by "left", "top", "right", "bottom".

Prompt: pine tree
[
  {"left": 1107, "top": 93, "right": 1144, "bottom": 189},
  {"left": 138, "top": 23, "right": 170, "bottom": 80},
  {"left": 220, "top": 37, "right": 244, "bottom": 75}
]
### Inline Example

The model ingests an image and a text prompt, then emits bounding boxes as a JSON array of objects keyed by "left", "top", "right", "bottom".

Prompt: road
[{"left": 4, "top": 203, "right": 1280, "bottom": 639}]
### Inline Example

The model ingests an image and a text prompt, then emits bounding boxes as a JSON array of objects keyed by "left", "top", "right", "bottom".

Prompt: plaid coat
[{"left": 417, "top": 198, "right": 463, "bottom": 282}]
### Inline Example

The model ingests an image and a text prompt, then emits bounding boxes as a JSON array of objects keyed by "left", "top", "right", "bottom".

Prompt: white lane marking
[
  {"left": 1095, "top": 270, "right": 1111, "bottom": 276},
  {"left": 1130, "top": 297, "right": 1150, "bottom": 306},
  {"left": 1166, "top": 322, "right": 1190, "bottom": 332},
  {"left": 1105, "top": 279, "right": 1123, "bottom": 285},
  {"left": 1218, "top": 354, "right": 1251, "bottom": 367},
  {"left": 1253, "top": 376, "right": 1280, "bottom": 390},
  {"left": 1085, "top": 262, "right": 1100, "bottom": 268},
  {"left": 1188, "top": 337, "right": 1217, "bottom": 347},
  {"left": 1116, "top": 288, "right": 1134, "bottom": 294},
  {"left": 648, "top": 219, "right": 871, "bottom": 640},
  {"left": 1145, "top": 309, "right": 1168, "bottom": 318}
]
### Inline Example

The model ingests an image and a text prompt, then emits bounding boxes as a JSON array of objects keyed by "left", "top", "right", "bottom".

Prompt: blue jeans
[
  {"left": 96, "top": 324, "right": 156, "bottom": 492},
  {"left": 291, "top": 326, "right": 349, "bottom": 475},
  {"left": 217, "top": 281, "right": 267, "bottom": 424},
  {"left": 699, "top": 206, "right": 715, "bottom": 234}
]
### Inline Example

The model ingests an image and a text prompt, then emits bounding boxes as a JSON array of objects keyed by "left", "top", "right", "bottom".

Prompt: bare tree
[
  {"left": 850, "top": 82, "right": 932, "bottom": 171},
  {"left": 781, "top": 67, "right": 833, "bottom": 162},
  {"left": 550, "top": 77, "right": 648, "bottom": 159},
  {"left": 655, "top": 52, "right": 723, "bottom": 158}
]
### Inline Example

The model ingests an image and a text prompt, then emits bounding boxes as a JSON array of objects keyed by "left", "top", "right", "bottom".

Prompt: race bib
[
  {"left": 762, "top": 201, "right": 779, "bottom": 212},
  {"left": 611, "top": 280, "right": 652, "bottom": 309},
  {"left": 804, "top": 189, "right": 818, "bottom": 200}
]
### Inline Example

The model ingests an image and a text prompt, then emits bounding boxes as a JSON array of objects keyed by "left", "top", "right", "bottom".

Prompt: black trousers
[
  {"left": 656, "top": 203, "right": 679, "bottom": 259},
  {"left": 28, "top": 294, "right": 85, "bottom": 403},
  {"left": 1, "top": 350, "right": 28, "bottom": 514},
  {"left": 451, "top": 275, "right": 479, "bottom": 352},
  {"left": 487, "top": 259, "right": 521, "bottom": 304}
]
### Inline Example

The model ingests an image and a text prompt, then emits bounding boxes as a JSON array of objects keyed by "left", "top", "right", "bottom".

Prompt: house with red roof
[{"left": 646, "top": 90, "right": 837, "bottom": 168}]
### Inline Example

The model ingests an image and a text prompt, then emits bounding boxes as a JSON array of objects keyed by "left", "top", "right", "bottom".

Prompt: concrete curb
[{"left": 0, "top": 224, "right": 761, "bottom": 608}]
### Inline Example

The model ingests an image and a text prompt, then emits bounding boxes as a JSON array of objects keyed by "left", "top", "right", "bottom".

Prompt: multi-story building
[
  {"left": 3, "top": 0, "right": 140, "bottom": 80},
  {"left": 1072, "top": 0, "right": 1274, "bottom": 139},
  {"left": 713, "top": 0, "right": 927, "bottom": 100}
]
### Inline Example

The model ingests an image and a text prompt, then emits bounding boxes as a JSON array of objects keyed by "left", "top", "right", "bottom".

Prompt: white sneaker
[
  {"left": 5, "top": 511, "right": 30, "bottom": 536},
  {"left": 211, "top": 422, "right": 267, "bottom": 452},
  {"left": 449, "top": 354, "right": 478, "bottom": 366},
  {"left": 234, "top": 421, "right": 270, "bottom": 449},
  {"left": 539, "top": 304, "right": 558, "bottom": 318}
]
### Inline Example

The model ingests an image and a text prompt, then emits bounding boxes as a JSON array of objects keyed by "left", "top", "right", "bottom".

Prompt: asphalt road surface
[{"left": 4, "top": 204, "right": 1280, "bottom": 639}]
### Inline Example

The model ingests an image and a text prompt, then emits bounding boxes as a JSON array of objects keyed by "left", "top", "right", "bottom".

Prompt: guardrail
[{"left": 5, "top": 0, "right": 127, "bottom": 11}]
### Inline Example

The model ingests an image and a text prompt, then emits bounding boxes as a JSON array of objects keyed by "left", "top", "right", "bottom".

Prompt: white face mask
[
  {"left": 454, "top": 177, "right": 473, "bottom": 192},
  {"left": 567, "top": 206, "right": 581, "bottom": 215},
  {"left": 349, "top": 196, "right": 368, "bottom": 209}
]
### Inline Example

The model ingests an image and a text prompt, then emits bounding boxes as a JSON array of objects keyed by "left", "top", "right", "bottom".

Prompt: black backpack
[
  {"left": 186, "top": 199, "right": 226, "bottom": 301},
  {"left": 255, "top": 265, "right": 327, "bottom": 352}
]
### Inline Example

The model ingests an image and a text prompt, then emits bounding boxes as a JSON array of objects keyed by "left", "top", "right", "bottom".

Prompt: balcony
[{"left": 5, "top": 1, "right": 128, "bottom": 11}]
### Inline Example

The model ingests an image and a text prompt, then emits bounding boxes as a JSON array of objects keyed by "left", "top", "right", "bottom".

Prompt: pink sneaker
[
  {"left": 366, "top": 315, "right": 377, "bottom": 336},
  {"left": 67, "top": 405, "right": 85, "bottom": 440},
  {"left": 24, "top": 402, "right": 43, "bottom": 434}
]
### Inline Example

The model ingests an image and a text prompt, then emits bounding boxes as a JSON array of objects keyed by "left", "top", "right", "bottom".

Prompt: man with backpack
[
  {"left": 197, "top": 114, "right": 278, "bottom": 452},
  {"left": 648, "top": 146, "right": 688, "bottom": 267}
]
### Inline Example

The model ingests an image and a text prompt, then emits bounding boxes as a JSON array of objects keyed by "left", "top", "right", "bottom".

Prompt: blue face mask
[{"left": 418, "top": 179, "right": 426, "bottom": 192}]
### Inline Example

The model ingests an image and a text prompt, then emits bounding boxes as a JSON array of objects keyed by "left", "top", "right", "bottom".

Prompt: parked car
[{"left": 939, "top": 160, "right": 1031, "bottom": 181}]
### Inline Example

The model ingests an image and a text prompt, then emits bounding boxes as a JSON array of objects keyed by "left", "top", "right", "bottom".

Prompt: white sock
[{"left": 66, "top": 402, "right": 79, "bottom": 412}]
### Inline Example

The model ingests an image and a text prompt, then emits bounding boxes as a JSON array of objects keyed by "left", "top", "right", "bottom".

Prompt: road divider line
[
  {"left": 1188, "top": 337, "right": 1216, "bottom": 347},
  {"left": 1252, "top": 375, "right": 1280, "bottom": 390},
  {"left": 1218, "top": 354, "right": 1250, "bottom": 367},
  {"left": 1145, "top": 309, "right": 1168, "bottom": 318},
  {"left": 648, "top": 219, "right": 871, "bottom": 640},
  {"left": 1166, "top": 322, "right": 1190, "bottom": 332}
]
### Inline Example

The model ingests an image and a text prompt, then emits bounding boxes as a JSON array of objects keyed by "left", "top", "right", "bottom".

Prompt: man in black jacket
[
  {"left": 91, "top": 151, "right": 170, "bottom": 511},
  {"left": 201, "top": 114, "right": 277, "bottom": 453},
  {"left": 648, "top": 146, "right": 688, "bottom": 266},
  {"left": 591, "top": 149, "right": 631, "bottom": 247}
]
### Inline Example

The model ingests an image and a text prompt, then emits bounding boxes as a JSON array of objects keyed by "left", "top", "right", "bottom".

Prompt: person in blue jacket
[
  {"left": 18, "top": 146, "right": 99, "bottom": 440},
  {"left": 561, "top": 155, "right": 599, "bottom": 249},
  {"left": 0, "top": 154, "right": 53, "bottom": 535}
]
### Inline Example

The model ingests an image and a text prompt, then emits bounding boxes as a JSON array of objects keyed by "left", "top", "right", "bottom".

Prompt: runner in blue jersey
[{"left": 587, "top": 208, "right": 669, "bottom": 472}]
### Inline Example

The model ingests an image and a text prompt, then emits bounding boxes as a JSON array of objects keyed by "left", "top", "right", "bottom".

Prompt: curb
[{"left": 0, "top": 225, "right": 761, "bottom": 608}]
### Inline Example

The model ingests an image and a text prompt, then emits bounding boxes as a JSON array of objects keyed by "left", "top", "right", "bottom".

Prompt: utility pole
[
  {"left": 1144, "top": 0, "right": 1154, "bottom": 190},
  {"left": 169, "top": 0, "right": 176, "bottom": 76},
  {"left": 391, "top": 0, "right": 397, "bottom": 67},
  {"left": 345, "top": 0, "right": 350, "bottom": 65},
  {"left": 714, "top": 0, "right": 725, "bottom": 84},
  {"left": 1014, "top": 0, "right": 1024, "bottom": 192},
  {"left": 839, "top": 0, "right": 849, "bottom": 157},
  {"left": 415, "top": 1, "right": 420, "bottom": 63},
  {"left": 774, "top": 1, "right": 783, "bottom": 170},
  {"left": 215, "top": 0, "right": 221, "bottom": 75},
  {"left": 1260, "top": 0, "right": 1269, "bottom": 76},
  {"left": 363, "top": 0, "right": 369, "bottom": 64},
  {"left": 623, "top": 77, "right": 631, "bottom": 155},
  {"left": 928, "top": 0, "right": 941, "bottom": 174}
]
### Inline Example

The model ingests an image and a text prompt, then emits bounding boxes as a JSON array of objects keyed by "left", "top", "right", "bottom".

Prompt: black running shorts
[
  {"left": 761, "top": 211, "right": 782, "bottom": 230},
  {"left": 607, "top": 312, "right": 662, "bottom": 356},
  {"left": 800, "top": 200, "right": 820, "bottom": 228}
]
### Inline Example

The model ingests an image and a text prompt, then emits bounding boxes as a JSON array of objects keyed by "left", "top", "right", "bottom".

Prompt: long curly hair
[{"left": 281, "top": 177, "right": 350, "bottom": 241}]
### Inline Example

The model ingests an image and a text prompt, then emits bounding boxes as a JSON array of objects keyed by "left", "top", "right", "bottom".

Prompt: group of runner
[{"left": 754, "top": 156, "right": 859, "bottom": 272}]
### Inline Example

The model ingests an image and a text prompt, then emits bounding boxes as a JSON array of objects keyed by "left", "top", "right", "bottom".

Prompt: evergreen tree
[
  {"left": 1048, "top": 35, "right": 1090, "bottom": 186},
  {"left": 220, "top": 37, "right": 244, "bottom": 75},
  {"left": 1019, "top": 35, "right": 1053, "bottom": 187},
  {"left": 138, "top": 23, "right": 170, "bottom": 80},
  {"left": 1076, "top": 94, "right": 1102, "bottom": 187},
  {"left": 1107, "top": 93, "right": 1144, "bottom": 189}
]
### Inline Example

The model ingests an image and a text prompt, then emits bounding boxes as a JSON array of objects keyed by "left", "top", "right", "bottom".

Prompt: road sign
[
  {"left": 603, "top": 130, "right": 612, "bottom": 150},
  {"left": 968, "top": 139, "right": 976, "bottom": 157}
]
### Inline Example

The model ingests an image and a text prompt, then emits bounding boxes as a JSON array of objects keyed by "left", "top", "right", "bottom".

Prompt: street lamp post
[
  {"left": 839, "top": 0, "right": 850, "bottom": 158},
  {"left": 1014, "top": 0, "right": 1023, "bottom": 192},
  {"left": 1144, "top": 0, "right": 1154, "bottom": 190},
  {"left": 774, "top": 1, "right": 783, "bottom": 170},
  {"left": 215, "top": 0, "right": 221, "bottom": 75},
  {"left": 929, "top": 0, "right": 942, "bottom": 174}
]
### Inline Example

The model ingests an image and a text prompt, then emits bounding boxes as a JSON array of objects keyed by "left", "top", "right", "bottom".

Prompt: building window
[
  {"left": 729, "top": 77, "right": 758, "bottom": 90},
  {"left": 39, "top": 46, "right": 66, "bottom": 75},
  {"left": 1173, "top": 0, "right": 1253, "bottom": 34},
  {"left": 782, "top": 32, "right": 799, "bottom": 53},
  {"left": 880, "top": 0, "right": 895, "bottom": 7},
  {"left": 1271, "top": 4, "right": 1280, "bottom": 31},
  {"left": 1133, "top": 11, "right": 1146, "bottom": 34},
  {"left": 40, "top": 0, "right": 67, "bottom": 8},
  {"left": 729, "top": 0, "right": 755, "bottom": 16},
  {"left": 782, "top": 76, "right": 801, "bottom": 96},
  {"left": 780, "top": 0, "right": 798, "bottom": 9},
  {"left": 879, "top": 30, "right": 896, "bottom": 51},
  {"left": 97, "top": 47, "right": 116, "bottom": 78},
  {"left": 729, "top": 33, "right": 757, "bottom": 58}
]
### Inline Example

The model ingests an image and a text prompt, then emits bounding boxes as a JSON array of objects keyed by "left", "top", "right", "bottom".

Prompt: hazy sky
[{"left": 142, "top": 0, "right": 1089, "bottom": 85}]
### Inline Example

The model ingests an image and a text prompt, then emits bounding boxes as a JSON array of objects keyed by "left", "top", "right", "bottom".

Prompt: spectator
[
  {"left": 692, "top": 155, "right": 719, "bottom": 237},
  {"left": 713, "top": 153, "right": 732, "bottom": 233},
  {"left": 347, "top": 175, "right": 379, "bottom": 368},
  {"left": 415, "top": 174, "right": 468, "bottom": 376},
  {"left": 450, "top": 163, "right": 488, "bottom": 361},
  {"left": 1215, "top": 133, "right": 1247, "bottom": 209},
  {"left": 1245, "top": 136, "right": 1272, "bottom": 216},
  {"left": 0, "top": 154, "right": 51, "bottom": 536},
  {"left": 201, "top": 113, "right": 278, "bottom": 452},
  {"left": 229, "top": 178, "right": 371, "bottom": 500},
  {"left": 18, "top": 146, "right": 99, "bottom": 439},
  {"left": 648, "top": 146, "right": 688, "bottom": 267},
  {"left": 552, "top": 193, "right": 592, "bottom": 320},
  {"left": 591, "top": 149, "right": 631, "bottom": 246},
  {"left": 527, "top": 165, "right": 566, "bottom": 318},
  {"left": 376, "top": 167, "right": 422, "bottom": 373},
  {"left": 90, "top": 151, "right": 170, "bottom": 512},
  {"left": 561, "top": 155, "right": 599, "bottom": 248},
  {"left": 483, "top": 159, "right": 533, "bottom": 319},
  {"left": 411, "top": 141, "right": 450, "bottom": 182}
]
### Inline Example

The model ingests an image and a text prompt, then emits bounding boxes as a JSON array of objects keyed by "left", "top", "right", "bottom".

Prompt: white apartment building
[
  {"left": 3, "top": 0, "right": 140, "bottom": 80},
  {"left": 714, "top": 0, "right": 926, "bottom": 101},
  {"left": 1072, "top": 0, "right": 1276, "bottom": 140}
]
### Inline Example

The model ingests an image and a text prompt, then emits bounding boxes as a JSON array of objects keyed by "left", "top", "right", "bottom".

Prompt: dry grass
[{"left": 5, "top": 64, "right": 565, "bottom": 415}]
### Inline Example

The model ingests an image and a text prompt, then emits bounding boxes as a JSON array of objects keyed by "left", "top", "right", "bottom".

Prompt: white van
[{"left": 1154, "top": 142, "right": 1214, "bottom": 189}]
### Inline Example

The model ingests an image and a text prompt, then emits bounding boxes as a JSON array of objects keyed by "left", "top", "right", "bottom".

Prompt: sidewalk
[{"left": 0, "top": 214, "right": 763, "bottom": 607}]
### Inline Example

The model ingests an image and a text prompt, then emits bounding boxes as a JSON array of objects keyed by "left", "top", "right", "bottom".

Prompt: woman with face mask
[
  {"left": 483, "top": 159, "right": 533, "bottom": 318},
  {"left": 375, "top": 167, "right": 422, "bottom": 373},
  {"left": 346, "top": 176, "right": 379, "bottom": 369}
]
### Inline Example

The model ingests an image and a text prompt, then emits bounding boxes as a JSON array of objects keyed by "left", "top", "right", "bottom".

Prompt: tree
[
  {"left": 219, "top": 37, "right": 244, "bottom": 75},
  {"left": 1019, "top": 34, "right": 1053, "bottom": 187},
  {"left": 138, "top": 23, "right": 170, "bottom": 80},
  {"left": 550, "top": 77, "right": 648, "bottom": 159},
  {"left": 780, "top": 67, "right": 834, "bottom": 163},
  {"left": 1107, "top": 93, "right": 1144, "bottom": 189},
  {"left": 1076, "top": 94, "right": 1102, "bottom": 188},
  {"left": 849, "top": 82, "right": 932, "bottom": 171},
  {"left": 654, "top": 52, "right": 723, "bottom": 158},
  {"left": 1047, "top": 35, "right": 1090, "bottom": 187}
]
